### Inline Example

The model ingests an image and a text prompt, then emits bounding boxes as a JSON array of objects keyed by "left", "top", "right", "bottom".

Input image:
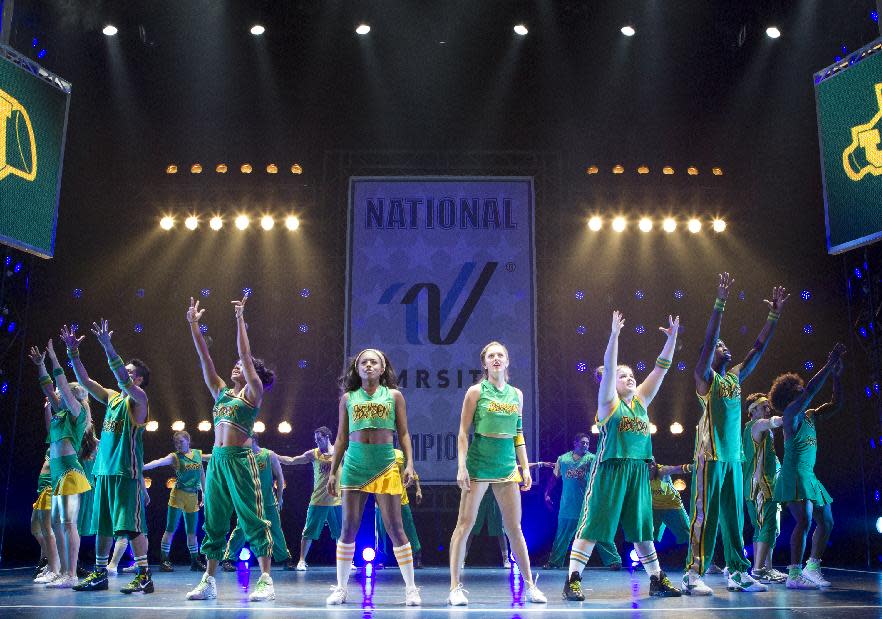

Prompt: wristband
[
  {"left": 655, "top": 357, "right": 672, "bottom": 370},
  {"left": 109, "top": 355, "right": 124, "bottom": 370},
  {"left": 767, "top": 311, "right": 780, "bottom": 322},
  {"left": 713, "top": 298, "right": 726, "bottom": 311},
  {"left": 514, "top": 432, "right": 526, "bottom": 448},
  {"left": 66, "top": 348, "right": 80, "bottom": 359},
  {"left": 39, "top": 375, "right": 53, "bottom": 388},
  {"left": 52, "top": 367, "right": 64, "bottom": 378}
]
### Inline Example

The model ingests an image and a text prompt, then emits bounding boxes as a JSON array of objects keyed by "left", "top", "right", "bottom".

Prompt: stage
[{"left": 1, "top": 565, "right": 881, "bottom": 617}]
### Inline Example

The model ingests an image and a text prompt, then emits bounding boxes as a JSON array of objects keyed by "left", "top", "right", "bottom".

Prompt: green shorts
[
  {"left": 576, "top": 458, "right": 653, "bottom": 543},
  {"left": 92, "top": 475, "right": 144, "bottom": 539},
  {"left": 746, "top": 493, "right": 780, "bottom": 544},
  {"left": 340, "top": 442, "right": 402, "bottom": 494},
  {"left": 466, "top": 435, "right": 521, "bottom": 483},
  {"left": 302, "top": 504, "right": 343, "bottom": 540},
  {"left": 772, "top": 467, "right": 833, "bottom": 507},
  {"left": 653, "top": 507, "right": 690, "bottom": 544},
  {"left": 471, "top": 490, "right": 504, "bottom": 536},
  {"left": 166, "top": 506, "right": 199, "bottom": 536},
  {"left": 78, "top": 484, "right": 97, "bottom": 536}
]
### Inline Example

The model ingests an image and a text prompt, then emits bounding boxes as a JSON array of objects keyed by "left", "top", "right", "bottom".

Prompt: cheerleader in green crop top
[
  {"left": 770, "top": 343, "right": 845, "bottom": 590},
  {"left": 447, "top": 341, "right": 546, "bottom": 606},
  {"left": 326, "top": 348, "right": 420, "bottom": 607},
  {"left": 564, "top": 312, "right": 682, "bottom": 601},
  {"left": 29, "top": 340, "right": 93, "bottom": 588},
  {"left": 184, "top": 294, "right": 277, "bottom": 603}
]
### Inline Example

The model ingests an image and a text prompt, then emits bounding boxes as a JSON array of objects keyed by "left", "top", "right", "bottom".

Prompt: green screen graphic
[
  {"left": 816, "top": 41, "right": 882, "bottom": 255},
  {"left": 0, "top": 53, "right": 70, "bottom": 258}
]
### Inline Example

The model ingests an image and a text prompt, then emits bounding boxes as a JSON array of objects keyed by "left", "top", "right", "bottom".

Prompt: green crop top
[
  {"left": 213, "top": 388, "right": 259, "bottom": 437},
  {"left": 473, "top": 380, "right": 522, "bottom": 437},
  {"left": 347, "top": 385, "right": 397, "bottom": 432},
  {"left": 46, "top": 405, "right": 88, "bottom": 448}
]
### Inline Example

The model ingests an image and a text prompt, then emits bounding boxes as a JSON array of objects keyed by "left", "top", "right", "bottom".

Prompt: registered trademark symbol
[{"left": 505, "top": 262, "right": 516, "bottom": 272}]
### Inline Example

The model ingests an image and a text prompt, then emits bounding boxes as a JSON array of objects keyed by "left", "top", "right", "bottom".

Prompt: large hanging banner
[{"left": 346, "top": 177, "right": 537, "bottom": 483}]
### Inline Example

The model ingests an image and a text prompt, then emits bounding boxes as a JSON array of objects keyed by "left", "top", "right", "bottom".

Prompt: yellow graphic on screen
[
  {"left": 0, "top": 88, "right": 38, "bottom": 182},
  {"left": 843, "top": 83, "right": 882, "bottom": 181}
]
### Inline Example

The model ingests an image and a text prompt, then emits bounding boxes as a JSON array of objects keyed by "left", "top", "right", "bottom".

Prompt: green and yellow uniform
[
  {"left": 78, "top": 456, "right": 97, "bottom": 536},
  {"left": 340, "top": 385, "right": 403, "bottom": 494},
  {"left": 33, "top": 450, "right": 52, "bottom": 511},
  {"left": 375, "top": 449, "right": 422, "bottom": 555},
  {"left": 773, "top": 409, "right": 832, "bottom": 506},
  {"left": 302, "top": 448, "right": 342, "bottom": 540},
  {"left": 685, "top": 370, "right": 751, "bottom": 575},
  {"left": 548, "top": 450, "right": 620, "bottom": 566},
  {"left": 165, "top": 450, "right": 203, "bottom": 537},
  {"left": 743, "top": 420, "right": 781, "bottom": 545},
  {"left": 652, "top": 475, "right": 690, "bottom": 544},
  {"left": 466, "top": 380, "right": 523, "bottom": 483},
  {"left": 576, "top": 396, "right": 654, "bottom": 543},
  {"left": 223, "top": 448, "right": 290, "bottom": 562},
  {"left": 201, "top": 388, "right": 273, "bottom": 560},
  {"left": 92, "top": 390, "right": 147, "bottom": 538},
  {"left": 47, "top": 405, "right": 91, "bottom": 495}
]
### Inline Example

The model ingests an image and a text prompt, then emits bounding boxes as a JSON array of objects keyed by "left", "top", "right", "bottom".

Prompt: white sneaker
[
  {"left": 248, "top": 573, "right": 275, "bottom": 601},
  {"left": 681, "top": 571, "right": 713, "bottom": 596},
  {"left": 186, "top": 574, "right": 218, "bottom": 600},
  {"left": 106, "top": 565, "right": 118, "bottom": 575},
  {"left": 32, "top": 566, "right": 49, "bottom": 582},
  {"left": 802, "top": 564, "right": 831, "bottom": 587},
  {"left": 526, "top": 582, "right": 547, "bottom": 604},
  {"left": 34, "top": 570, "right": 60, "bottom": 584},
  {"left": 46, "top": 574, "right": 77, "bottom": 589},
  {"left": 786, "top": 572, "right": 819, "bottom": 590},
  {"left": 767, "top": 568, "right": 789, "bottom": 582},
  {"left": 447, "top": 583, "right": 469, "bottom": 606},
  {"left": 295, "top": 560, "right": 308, "bottom": 571},
  {"left": 326, "top": 585, "right": 347, "bottom": 605},
  {"left": 724, "top": 568, "right": 769, "bottom": 592},
  {"left": 405, "top": 586, "right": 422, "bottom": 606}
]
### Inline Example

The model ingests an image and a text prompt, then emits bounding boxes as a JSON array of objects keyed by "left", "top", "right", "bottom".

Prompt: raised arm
[
  {"left": 751, "top": 416, "right": 783, "bottom": 441},
  {"left": 657, "top": 463, "right": 693, "bottom": 477},
  {"left": 270, "top": 451, "right": 285, "bottom": 511},
  {"left": 695, "top": 273, "right": 732, "bottom": 396},
  {"left": 29, "top": 345, "right": 61, "bottom": 410},
  {"left": 737, "top": 286, "right": 789, "bottom": 382},
  {"left": 784, "top": 344, "right": 845, "bottom": 430},
  {"left": 814, "top": 359, "right": 845, "bottom": 420},
  {"left": 598, "top": 311, "right": 625, "bottom": 421},
  {"left": 277, "top": 449, "right": 316, "bottom": 466},
  {"left": 231, "top": 294, "right": 264, "bottom": 407},
  {"left": 327, "top": 394, "right": 350, "bottom": 497},
  {"left": 45, "top": 339, "right": 81, "bottom": 417},
  {"left": 60, "top": 324, "right": 110, "bottom": 404},
  {"left": 393, "top": 390, "right": 416, "bottom": 487},
  {"left": 636, "top": 315, "right": 680, "bottom": 408},
  {"left": 456, "top": 385, "right": 480, "bottom": 492},
  {"left": 142, "top": 453, "right": 176, "bottom": 471},
  {"left": 91, "top": 319, "right": 148, "bottom": 420},
  {"left": 187, "top": 297, "right": 225, "bottom": 399}
]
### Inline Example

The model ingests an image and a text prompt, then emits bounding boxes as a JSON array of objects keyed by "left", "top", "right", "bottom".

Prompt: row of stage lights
[
  {"left": 586, "top": 216, "right": 727, "bottom": 233},
  {"left": 586, "top": 165, "right": 723, "bottom": 176},
  {"left": 158, "top": 214, "right": 300, "bottom": 231},
  {"left": 166, "top": 163, "right": 303, "bottom": 175},
  {"left": 146, "top": 420, "right": 289, "bottom": 434}
]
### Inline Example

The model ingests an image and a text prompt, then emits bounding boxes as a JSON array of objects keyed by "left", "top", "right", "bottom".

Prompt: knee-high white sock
[
  {"left": 393, "top": 543, "right": 416, "bottom": 589},
  {"left": 568, "top": 540, "right": 595, "bottom": 576},
  {"left": 335, "top": 542, "right": 355, "bottom": 587},
  {"left": 635, "top": 541, "right": 661, "bottom": 577}
]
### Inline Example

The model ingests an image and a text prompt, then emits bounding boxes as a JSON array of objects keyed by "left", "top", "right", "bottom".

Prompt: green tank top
[
  {"left": 347, "top": 385, "right": 396, "bottom": 431},
  {"left": 213, "top": 388, "right": 259, "bottom": 437},
  {"left": 174, "top": 449, "right": 203, "bottom": 493},
  {"left": 596, "top": 396, "right": 653, "bottom": 462},
  {"left": 93, "top": 390, "right": 145, "bottom": 479},
  {"left": 558, "top": 451, "right": 593, "bottom": 518},
  {"left": 742, "top": 420, "right": 779, "bottom": 500},
  {"left": 694, "top": 370, "right": 743, "bottom": 462},
  {"left": 46, "top": 405, "right": 88, "bottom": 448},
  {"left": 310, "top": 448, "right": 341, "bottom": 506},
  {"left": 255, "top": 448, "right": 276, "bottom": 505},
  {"left": 782, "top": 411, "right": 819, "bottom": 473},
  {"left": 473, "top": 380, "right": 522, "bottom": 436}
]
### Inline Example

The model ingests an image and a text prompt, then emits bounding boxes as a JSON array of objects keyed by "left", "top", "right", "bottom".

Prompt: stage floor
[{"left": 2, "top": 565, "right": 881, "bottom": 617}]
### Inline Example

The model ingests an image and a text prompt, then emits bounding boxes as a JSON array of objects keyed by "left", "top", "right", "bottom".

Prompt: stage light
[
  {"left": 670, "top": 422, "right": 684, "bottom": 434},
  {"left": 586, "top": 166, "right": 599, "bottom": 175},
  {"left": 621, "top": 25, "right": 636, "bottom": 37},
  {"left": 0, "top": 381, "right": 7, "bottom": 395},
  {"left": 239, "top": 548, "right": 251, "bottom": 561},
  {"left": 216, "top": 164, "right": 228, "bottom": 174},
  {"left": 185, "top": 215, "right": 199, "bottom": 230},
  {"left": 804, "top": 361, "right": 814, "bottom": 371},
  {"left": 576, "top": 361, "right": 587, "bottom": 373},
  {"left": 291, "top": 163, "right": 303, "bottom": 174},
  {"left": 635, "top": 289, "right": 645, "bottom": 299},
  {"left": 649, "top": 423, "right": 657, "bottom": 434},
  {"left": 677, "top": 361, "right": 687, "bottom": 371},
  {"left": 250, "top": 24, "right": 266, "bottom": 36},
  {"left": 712, "top": 219, "right": 726, "bottom": 233},
  {"left": 159, "top": 216, "right": 175, "bottom": 230},
  {"left": 876, "top": 517, "right": 882, "bottom": 534},
  {"left": 362, "top": 547, "right": 376, "bottom": 562},
  {"left": 13, "top": 262, "right": 22, "bottom": 274},
  {"left": 872, "top": 10, "right": 879, "bottom": 22},
  {"left": 635, "top": 325, "right": 646, "bottom": 335},
  {"left": 278, "top": 421, "right": 292, "bottom": 434},
  {"left": 298, "top": 359, "right": 309, "bottom": 369},
  {"left": 662, "top": 166, "right": 675, "bottom": 175},
  {"left": 298, "top": 323, "right": 309, "bottom": 333},
  {"left": 766, "top": 27, "right": 781, "bottom": 39},
  {"left": 612, "top": 164, "right": 624, "bottom": 174},
  {"left": 136, "top": 288, "right": 145, "bottom": 298},
  {"left": 662, "top": 218, "right": 677, "bottom": 233},
  {"left": 198, "top": 420, "right": 212, "bottom": 432},
  {"left": 804, "top": 324, "right": 814, "bottom": 335},
  {"left": 674, "top": 289, "right": 685, "bottom": 299},
  {"left": 145, "top": 420, "right": 159, "bottom": 432},
  {"left": 687, "top": 219, "right": 702, "bottom": 233},
  {"left": 242, "top": 287, "right": 253, "bottom": 296},
  {"left": 134, "top": 323, "right": 143, "bottom": 334},
  {"left": 172, "top": 420, "right": 186, "bottom": 431},
  {"left": 576, "top": 325, "right": 586, "bottom": 335},
  {"left": 673, "top": 478, "right": 687, "bottom": 491},
  {"left": 143, "top": 477, "right": 152, "bottom": 488},
  {"left": 575, "top": 290, "right": 585, "bottom": 300},
  {"left": 166, "top": 164, "right": 178, "bottom": 174},
  {"left": 253, "top": 421, "right": 266, "bottom": 433},
  {"left": 801, "top": 289, "right": 812, "bottom": 301},
  {"left": 514, "top": 24, "right": 528, "bottom": 36},
  {"left": 73, "top": 288, "right": 83, "bottom": 298},
  {"left": 612, "top": 216, "right": 626, "bottom": 232},
  {"left": 285, "top": 215, "right": 300, "bottom": 231},
  {"left": 241, "top": 164, "right": 253, "bottom": 174},
  {"left": 260, "top": 215, "right": 275, "bottom": 230},
  {"left": 191, "top": 163, "right": 202, "bottom": 174},
  {"left": 235, "top": 214, "right": 250, "bottom": 230},
  {"left": 712, "top": 167, "right": 724, "bottom": 176},
  {"left": 854, "top": 267, "right": 863, "bottom": 279},
  {"left": 638, "top": 218, "right": 653, "bottom": 232},
  {"left": 629, "top": 549, "right": 639, "bottom": 563},
  {"left": 166, "top": 478, "right": 176, "bottom": 489},
  {"left": 591, "top": 424, "right": 599, "bottom": 434},
  {"left": 7, "top": 321, "right": 14, "bottom": 333},
  {"left": 687, "top": 167, "right": 699, "bottom": 176},
  {"left": 200, "top": 324, "right": 208, "bottom": 334},
  {"left": 636, "top": 361, "right": 646, "bottom": 371},
  {"left": 588, "top": 216, "right": 602, "bottom": 231},
  {"left": 209, "top": 216, "right": 223, "bottom": 231},
  {"left": 103, "top": 25, "right": 118, "bottom": 37},
  {"left": 356, "top": 24, "right": 371, "bottom": 35},
  {"left": 300, "top": 288, "right": 311, "bottom": 298},
  {"left": 637, "top": 165, "right": 649, "bottom": 174},
  {"left": 266, "top": 164, "right": 278, "bottom": 174},
  {"left": 859, "top": 326, "right": 868, "bottom": 338}
]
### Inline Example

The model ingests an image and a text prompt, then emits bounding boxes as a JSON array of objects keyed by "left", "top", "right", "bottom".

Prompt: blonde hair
[{"left": 480, "top": 341, "right": 510, "bottom": 380}]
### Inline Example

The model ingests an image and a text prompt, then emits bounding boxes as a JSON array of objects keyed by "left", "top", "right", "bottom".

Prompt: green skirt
[
  {"left": 772, "top": 467, "right": 832, "bottom": 506},
  {"left": 466, "top": 434, "right": 521, "bottom": 483},
  {"left": 49, "top": 454, "right": 91, "bottom": 495},
  {"left": 340, "top": 442, "right": 402, "bottom": 494}
]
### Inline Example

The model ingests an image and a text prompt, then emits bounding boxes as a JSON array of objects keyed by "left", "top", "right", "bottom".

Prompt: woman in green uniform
[
  {"left": 143, "top": 431, "right": 206, "bottom": 571},
  {"left": 184, "top": 295, "right": 277, "bottom": 602},
  {"left": 564, "top": 312, "right": 682, "bottom": 601},
  {"left": 31, "top": 446, "right": 59, "bottom": 582},
  {"left": 447, "top": 341, "right": 546, "bottom": 606},
  {"left": 326, "top": 348, "right": 420, "bottom": 606},
  {"left": 771, "top": 343, "right": 844, "bottom": 590}
]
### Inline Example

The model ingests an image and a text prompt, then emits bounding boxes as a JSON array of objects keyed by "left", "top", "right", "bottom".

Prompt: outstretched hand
[
  {"left": 90, "top": 319, "right": 114, "bottom": 348},
  {"left": 45, "top": 338, "right": 59, "bottom": 363},
  {"left": 187, "top": 297, "right": 206, "bottom": 323},
  {"left": 611, "top": 310, "right": 625, "bottom": 336},
  {"left": 28, "top": 346, "right": 46, "bottom": 367},
  {"left": 717, "top": 272, "right": 734, "bottom": 300},
  {"left": 659, "top": 315, "right": 680, "bottom": 338},
  {"left": 231, "top": 293, "right": 249, "bottom": 319},
  {"left": 763, "top": 286, "right": 790, "bottom": 313},
  {"left": 60, "top": 324, "right": 84, "bottom": 350}
]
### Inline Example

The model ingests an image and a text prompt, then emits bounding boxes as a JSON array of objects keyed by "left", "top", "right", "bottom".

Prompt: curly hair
[
  {"left": 250, "top": 357, "right": 276, "bottom": 389},
  {"left": 339, "top": 349, "right": 398, "bottom": 392},
  {"left": 745, "top": 392, "right": 767, "bottom": 405},
  {"left": 769, "top": 372, "right": 804, "bottom": 412},
  {"left": 130, "top": 358, "right": 151, "bottom": 388}
]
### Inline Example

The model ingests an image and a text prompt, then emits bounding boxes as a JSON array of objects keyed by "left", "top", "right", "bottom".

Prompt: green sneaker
[
  {"left": 562, "top": 571, "right": 585, "bottom": 601},
  {"left": 248, "top": 573, "right": 275, "bottom": 601},
  {"left": 120, "top": 567, "right": 154, "bottom": 594},
  {"left": 72, "top": 569, "right": 108, "bottom": 591}
]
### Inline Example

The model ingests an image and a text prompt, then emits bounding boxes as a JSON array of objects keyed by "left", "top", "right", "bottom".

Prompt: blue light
[
  {"left": 32, "top": 38, "right": 38, "bottom": 48},
  {"left": 872, "top": 10, "right": 879, "bottom": 22},
  {"left": 855, "top": 267, "right": 864, "bottom": 279},
  {"left": 3, "top": 256, "right": 10, "bottom": 266},
  {"left": 242, "top": 287, "right": 253, "bottom": 296},
  {"left": 875, "top": 490, "right": 880, "bottom": 502},
  {"left": 635, "top": 289, "right": 645, "bottom": 300},
  {"left": 300, "top": 288, "right": 311, "bottom": 298},
  {"left": 868, "top": 387, "right": 875, "bottom": 399},
  {"left": 677, "top": 361, "right": 687, "bottom": 371},
  {"left": 7, "top": 322, "right": 15, "bottom": 333},
  {"left": 636, "top": 361, "right": 646, "bottom": 372},
  {"left": 739, "top": 325, "right": 748, "bottom": 335},
  {"left": 0, "top": 382, "right": 7, "bottom": 395},
  {"left": 804, "top": 361, "right": 814, "bottom": 371},
  {"left": 841, "top": 45, "right": 848, "bottom": 54},
  {"left": 576, "top": 361, "right": 587, "bottom": 373},
  {"left": 13, "top": 261, "right": 23, "bottom": 273},
  {"left": 876, "top": 383, "right": 881, "bottom": 393},
  {"left": 0, "top": 317, "right": 3, "bottom": 328},
  {"left": 803, "top": 324, "right": 814, "bottom": 335},
  {"left": 872, "top": 438, "right": 877, "bottom": 448},
  {"left": 835, "top": 55, "right": 842, "bottom": 62},
  {"left": 134, "top": 323, "right": 143, "bottom": 334},
  {"left": 860, "top": 326, "right": 869, "bottom": 338},
  {"left": 801, "top": 289, "right": 811, "bottom": 301},
  {"left": 876, "top": 518, "right": 882, "bottom": 535},
  {"left": 576, "top": 325, "right": 586, "bottom": 335},
  {"left": 66, "top": 360, "right": 73, "bottom": 369},
  {"left": 239, "top": 548, "right": 251, "bottom": 561},
  {"left": 199, "top": 324, "right": 208, "bottom": 334},
  {"left": 674, "top": 289, "right": 685, "bottom": 300},
  {"left": 73, "top": 288, "right": 82, "bottom": 298},
  {"left": 37, "top": 49, "right": 46, "bottom": 59},
  {"left": 71, "top": 322, "right": 79, "bottom": 332},
  {"left": 575, "top": 290, "right": 585, "bottom": 301},
  {"left": 738, "top": 290, "right": 746, "bottom": 301},
  {"left": 362, "top": 547, "right": 376, "bottom": 562},
  {"left": 298, "top": 323, "right": 309, "bottom": 333},
  {"left": 629, "top": 549, "right": 639, "bottom": 562},
  {"left": 297, "top": 359, "right": 309, "bottom": 369},
  {"left": 635, "top": 324, "right": 645, "bottom": 334},
  {"left": 200, "top": 288, "right": 211, "bottom": 297},
  {"left": 135, "top": 288, "right": 145, "bottom": 298}
]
